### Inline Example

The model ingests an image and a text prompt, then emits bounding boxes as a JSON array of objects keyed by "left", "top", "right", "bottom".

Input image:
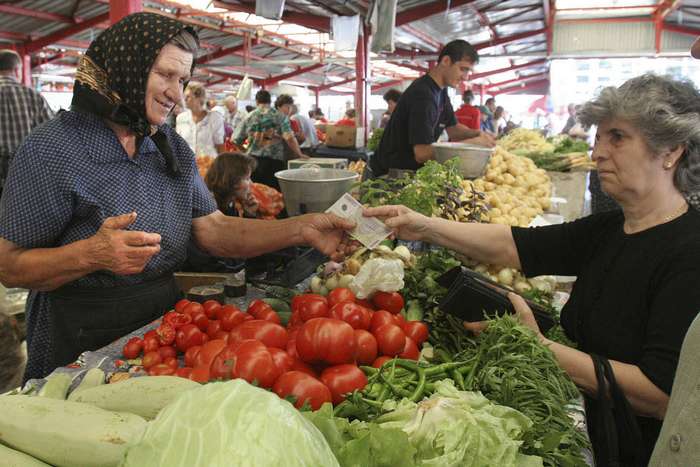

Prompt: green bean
[{"left": 408, "top": 368, "right": 426, "bottom": 402}]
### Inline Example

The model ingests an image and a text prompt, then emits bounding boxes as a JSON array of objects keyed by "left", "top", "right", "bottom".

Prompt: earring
[{"left": 664, "top": 161, "right": 673, "bottom": 169}]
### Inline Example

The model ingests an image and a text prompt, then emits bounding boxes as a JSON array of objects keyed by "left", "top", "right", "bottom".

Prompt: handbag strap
[{"left": 591, "top": 353, "right": 621, "bottom": 467}]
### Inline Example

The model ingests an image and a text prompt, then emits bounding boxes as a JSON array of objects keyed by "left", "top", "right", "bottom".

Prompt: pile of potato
[
  {"left": 469, "top": 147, "right": 552, "bottom": 227},
  {"left": 497, "top": 128, "right": 555, "bottom": 154}
]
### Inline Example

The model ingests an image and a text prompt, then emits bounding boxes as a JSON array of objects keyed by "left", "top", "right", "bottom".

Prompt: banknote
[{"left": 326, "top": 193, "right": 391, "bottom": 249}]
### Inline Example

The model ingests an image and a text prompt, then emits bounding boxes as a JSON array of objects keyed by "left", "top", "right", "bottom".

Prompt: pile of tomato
[{"left": 121, "top": 287, "right": 429, "bottom": 411}]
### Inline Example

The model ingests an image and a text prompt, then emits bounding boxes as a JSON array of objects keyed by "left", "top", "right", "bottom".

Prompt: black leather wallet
[{"left": 437, "top": 266, "right": 555, "bottom": 333}]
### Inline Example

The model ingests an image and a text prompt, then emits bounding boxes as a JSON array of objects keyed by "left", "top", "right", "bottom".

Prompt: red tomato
[
  {"left": 202, "top": 300, "right": 222, "bottom": 319},
  {"left": 163, "top": 356, "right": 179, "bottom": 370},
  {"left": 183, "top": 302, "right": 204, "bottom": 317},
  {"left": 329, "top": 301, "right": 371, "bottom": 330},
  {"left": 144, "top": 330, "right": 158, "bottom": 340},
  {"left": 142, "top": 350, "right": 162, "bottom": 369},
  {"left": 374, "top": 324, "right": 406, "bottom": 357},
  {"left": 122, "top": 337, "right": 143, "bottom": 359},
  {"left": 230, "top": 339, "right": 281, "bottom": 388},
  {"left": 403, "top": 321, "right": 429, "bottom": 345},
  {"left": 371, "top": 292, "right": 404, "bottom": 315},
  {"left": 143, "top": 335, "right": 160, "bottom": 354},
  {"left": 148, "top": 363, "right": 176, "bottom": 376},
  {"left": 273, "top": 371, "right": 332, "bottom": 410},
  {"left": 163, "top": 311, "right": 192, "bottom": 329},
  {"left": 189, "top": 366, "right": 210, "bottom": 383},
  {"left": 184, "top": 345, "right": 201, "bottom": 367},
  {"left": 320, "top": 364, "right": 368, "bottom": 404},
  {"left": 209, "top": 345, "right": 237, "bottom": 380},
  {"left": 194, "top": 339, "right": 227, "bottom": 369},
  {"left": 257, "top": 307, "right": 281, "bottom": 325},
  {"left": 247, "top": 299, "right": 270, "bottom": 317},
  {"left": 372, "top": 356, "right": 393, "bottom": 368},
  {"left": 219, "top": 305, "right": 247, "bottom": 331},
  {"left": 399, "top": 337, "right": 420, "bottom": 360},
  {"left": 190, "top": 311, "right": 209, "bottom": 332},
  {"left": 394, "top": 313, "right": 406, "bottom": 328},
  {"left": 353, "top": 329, "right": 378, "bottom": 365},
  {"left": 175, "top": 367, "right": 192, "bottom": 379},
  {"left": 228, "top": 320, "right": 288, "bottom": 349},
  {"left": 356, "top": 298, "right": 374, "bottom": 310},
  {"left": 370, "top": 310, "right": 398, "bottom": 333},
  {"left": 206, "top": 320, "right": 223, "bottom": 338},
  {"left": 174, "top": 299, "right": 190, "bottom": 313},
  {"left": 213, "top": 330, "right": 230, "bottom": 343},
  {"left": 297, "top": 298, "right": 329, "bottom": 323},
  {"left": 291, "top": 294, "right": 327, "bottom": 312},
  {"left": 296, "top": 318, "right": 356, "bottom": 365},
  {"left": 175, "top": 324, "right": 206, "bottom": 352},
  {"left": 156, "top": 323, "right": 176, "bottom": 346},
  {"left": 287, "top": 333, "right": 299, "bottom": 359},
  {"left": 327, "top": 288, "right": 356, "bottom": 307},
  {"left": 269, "top": 347, "right": 295, "bottom": 374},
  {"left": 291, "top": 359, "right": 317, "bottom": 377},
  {"left": 158, "top": 345, "right": 177, "bottom": 360}
]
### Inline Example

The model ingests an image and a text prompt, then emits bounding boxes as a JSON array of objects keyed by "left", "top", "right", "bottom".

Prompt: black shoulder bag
[{"left": 589, "top": 354, "right": 644, "bottom": 467}]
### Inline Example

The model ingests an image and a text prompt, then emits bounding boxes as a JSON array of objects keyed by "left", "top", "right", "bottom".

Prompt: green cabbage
[
  {"left": 375, "top": 380, "right": 543, "bottom": 467},
  {"left": 120, "top": 380, "right": 339, "bottom": 467}
]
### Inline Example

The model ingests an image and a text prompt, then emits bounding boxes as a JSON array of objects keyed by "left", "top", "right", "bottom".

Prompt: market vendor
[
  {"left": 366, "top": 73, "right": 700, "bottom": 465},
  {"left": 0, "top": 13, "right": 353, "bottom": 382},
  {"left": 368, "top": 40, "right": 495, "bottom": 178}
]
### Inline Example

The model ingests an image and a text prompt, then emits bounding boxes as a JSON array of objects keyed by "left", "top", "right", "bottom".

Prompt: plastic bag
[{"left": 350, "top": 258, "right": 404, "bottom": 299}]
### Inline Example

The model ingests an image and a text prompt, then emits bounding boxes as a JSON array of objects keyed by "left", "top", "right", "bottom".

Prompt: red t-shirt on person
[{"left": 455, "top": 104, "right": 481, "bottom": 130}]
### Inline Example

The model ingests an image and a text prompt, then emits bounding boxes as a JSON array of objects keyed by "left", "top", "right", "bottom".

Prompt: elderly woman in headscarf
[
  {"left": 365, "top": 74, "right": 700, "bottom": 465},
  {"left": 0, "top": 12, "right": 352, "bottom": 382}
]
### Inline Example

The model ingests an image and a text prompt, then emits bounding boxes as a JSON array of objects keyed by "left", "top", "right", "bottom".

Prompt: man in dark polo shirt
[{"left": 369, "top": 40, "right": 495, "bottom": 177}]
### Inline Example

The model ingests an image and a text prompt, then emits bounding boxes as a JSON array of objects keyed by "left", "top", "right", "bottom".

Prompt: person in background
[
  {"left": 0, "top": 13, "right": 354, "bottom": 382},
  {"left": 368, "top": 73, "right": 700, "bottom": 466},
  {"left": 245, "top": 104, "right": 254, "bottom": 113},
  {"left": 648, "top": 36, "right": 700, "bottom": 467},
  {"left": 480, "top": 97, "right": 496, "bottom": 134},
  {"left": 176, "top": 82, "right": 225, "bottom": 157},
  {"left": 0, "top": 312, "right": 24, "bottom": 393},
  {"left": 274, "top": 94, "right": 305, "bottom": 159},
  {"left": 165, "top": 102, "right": 183, "bottom": 128},
  {"left": 233, "top": 90, "right": 307, "bottom": 189},
  {"left": 184, "top": 152, "right": 257, "bottom": 272},
  {"left": 454, "top": 90, "right": 481, "bottom": 130},
  {"left": 380, "top": 89, "right": 402, "bottom": 129},
  {"left": 290, "top": 104, "right": 318, "bottom": 150},
  {"left": 335, "top": 108, "right": 356, "bottom": 127},
  {"left": 494, "top": 105, "right": 507, "bottom": 137},
  {"left": 222, "top": 95, "right": 247, "bottom": 137},
  {"left": 369, "top": 40, "right": 495, "bottom": 178},
  {"left": 312, "top": 108, "right": 328, "bottom": 142},
  {"left": 561, "top": 103, "right": 577, "bottom": 135},
  {"left": 0, "top": 49, "right": 53, "bottom": 196},
  {"left": 206, "top": 98, "right": 217, "bottom": 111}
]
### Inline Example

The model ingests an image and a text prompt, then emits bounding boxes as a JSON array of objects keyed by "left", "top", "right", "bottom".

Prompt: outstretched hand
[
  {"left": 299, "top": 213, "right": 355, "bottom": 258},
  {"left": 463, "top": 292, "right": 544, "bottom": 340},
  {"left": 363, "top": 205, "right": 430, "bottom": 242}
]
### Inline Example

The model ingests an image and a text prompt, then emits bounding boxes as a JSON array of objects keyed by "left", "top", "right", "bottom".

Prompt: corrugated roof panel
[
  {"left": 554, "top": 22, "right": 655, "bottom": 54},
  {"left": 661, "top": 31, "right": 696, "bottom": 53}
]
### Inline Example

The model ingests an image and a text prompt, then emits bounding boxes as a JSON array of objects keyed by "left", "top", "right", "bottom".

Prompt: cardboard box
[{"left": 325, "top": 125, "right": 365, "bottom": 149}]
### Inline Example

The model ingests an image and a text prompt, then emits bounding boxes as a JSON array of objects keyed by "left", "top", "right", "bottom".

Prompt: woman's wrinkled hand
[
  {"left": 363, "top": 205, "right": 430, "bottom": 242},
  {"left": 463, "top": 293, "right": 544, "bottom": 341},
  {"left": 299, "top": 213, "right": 355, "bottom": 259}
]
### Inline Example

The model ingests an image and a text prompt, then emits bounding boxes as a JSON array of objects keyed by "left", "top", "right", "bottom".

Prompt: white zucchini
[
  {"left": 0, "top": 443, "right": 52, "bottom": 467},
  {"left": 0, "top": 395, "right": 147, "bottom": 467},
  {"left": 69, "top": 375, "right": 199, "bottom": 420}
]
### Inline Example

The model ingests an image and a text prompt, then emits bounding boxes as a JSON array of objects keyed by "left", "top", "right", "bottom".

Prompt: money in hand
[{"left": 326, "top": 193, "right": 391, "bottom": 249}]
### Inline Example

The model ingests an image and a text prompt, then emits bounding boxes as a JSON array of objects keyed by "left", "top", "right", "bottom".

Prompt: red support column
[
  {"left": 315, "top": 89, "right": 320, "bottom": 110},
  {"left": 21, "top": 53, "right": 31, "bottom": 87},
  {"left": 110, "top": 0, "right": 142, "bottom": 25},
  {"left": 354, "top": 25, "right": 369, "bottom": 141}
]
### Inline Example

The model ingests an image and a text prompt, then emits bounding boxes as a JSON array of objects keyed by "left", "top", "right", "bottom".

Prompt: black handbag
[{"left": 588, "top": 354, "right": 644, "bottom": 467}]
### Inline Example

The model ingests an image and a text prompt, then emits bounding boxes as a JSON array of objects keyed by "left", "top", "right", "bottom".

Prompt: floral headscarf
[{"left": 71, "top": 12, "right": 198, "bottom": 176}]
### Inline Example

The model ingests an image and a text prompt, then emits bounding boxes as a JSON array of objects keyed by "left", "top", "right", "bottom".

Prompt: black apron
[{"left": 48, "top": 275, "right": 181, "bottom": 369}]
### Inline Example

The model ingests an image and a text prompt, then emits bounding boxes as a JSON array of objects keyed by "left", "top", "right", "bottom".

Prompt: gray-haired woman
[{"left": 365, "top": 73, "right": 700, "bottom": 465}]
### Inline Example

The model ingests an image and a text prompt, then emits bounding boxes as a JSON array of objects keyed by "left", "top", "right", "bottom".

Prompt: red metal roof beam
[
  {"left": 198, "top": 43, "right": 247, "bottom": 64},
  {"left": 0, "top": 5, "right": 78, "bottom": 23},
  {"left": 372, "top": 79, "right": 405, "bottom": 93},
  {"left": 314, "top": 77, "right": 356, "bottom": 92},
  {"left": 474, "top": 28, "right": 547, "bottom": 51},
  {"left": 487, "top": 72, "right": 549, "bottom": 89},
  {"left": 396, "top": 0, "right": 478, "bottom": 26},
  {"left": 263, "top": 63, "right": 325, "bottom": 87},
  {"left": 23, "top": 12, "right": 109, "bottom": 54},
  {"left": 492, "top": 78, "right": 549, "bottom": 95},
  {"left": 211, "top": 1, "right": 331, "bottom": 32},
  {"left": 469, "top": 58, "right": 547, "bottom": 80},
  {"left": 490, "top": 5, "right": 543, "bottom": 27}
]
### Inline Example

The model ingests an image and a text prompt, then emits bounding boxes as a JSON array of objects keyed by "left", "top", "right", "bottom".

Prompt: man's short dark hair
[
  {"left": 274, "top": 94, "right": 294, "bottom": 109},
  {"left": 485, "top": 97, "right": 495, "bottom": 106},
  {"left": 437, "top": 40, "right": 478, "bottom": 65},
  {"left": 255, "top": 89, "right": 271, "bottom": 104},
  {"left": 383, "top": 88, "right": 402, "bottom": 104},
  {"left": 0, "top": 50, "right": 21, "bottom": 72},
  {"left": 462, "top": 90, "right": 475, "bottom": 104}
]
